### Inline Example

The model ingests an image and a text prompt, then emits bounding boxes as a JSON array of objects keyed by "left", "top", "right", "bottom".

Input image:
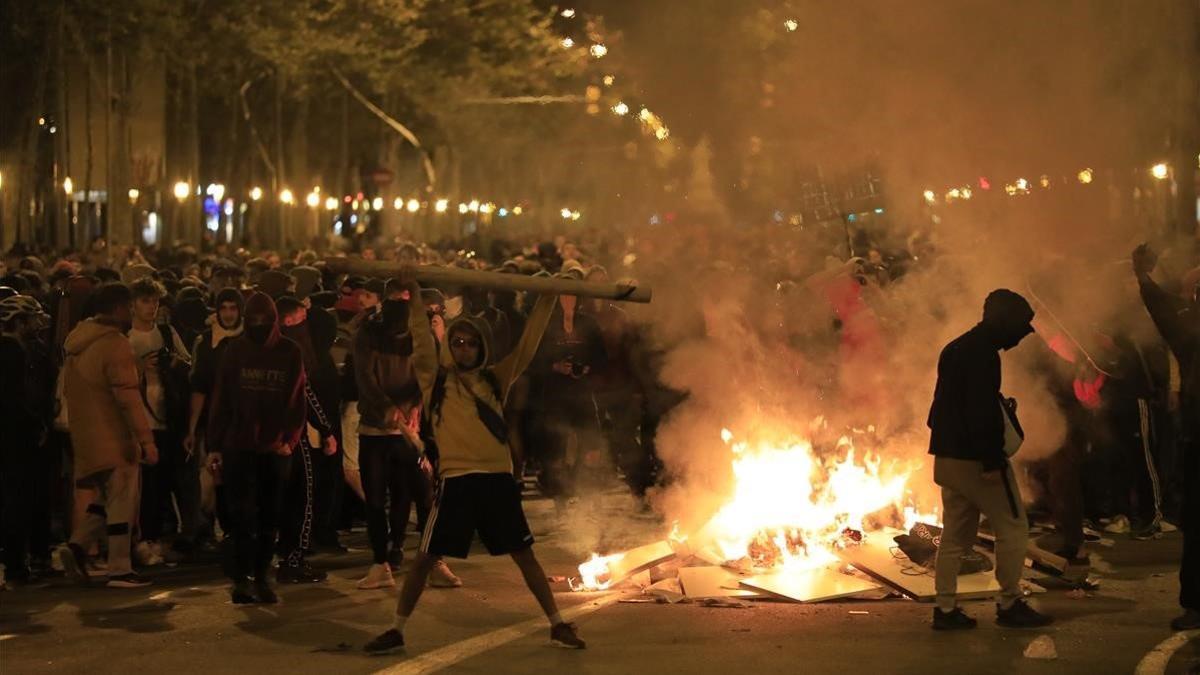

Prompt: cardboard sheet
[
  {"left": 678, "top": 566, "right": 761, "bottom": 599},
  {"left": 840, "top": 528, "right": 999, "bottom": 602},
  {"left": 607, "top": 540, "right": 678, "bottom": 586},
  {"left": 738, "top": 566, "right": 883, "bottom": 603}
]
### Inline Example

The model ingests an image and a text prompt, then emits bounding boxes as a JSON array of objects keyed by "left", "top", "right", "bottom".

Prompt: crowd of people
[{"left": 0, "top": 221, "right": 1195, "bottom": 648}]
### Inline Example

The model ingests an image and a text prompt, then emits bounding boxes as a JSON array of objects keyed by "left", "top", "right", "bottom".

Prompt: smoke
[{"left": 602, "top": 0, "right": 1194, "bottom": 532}]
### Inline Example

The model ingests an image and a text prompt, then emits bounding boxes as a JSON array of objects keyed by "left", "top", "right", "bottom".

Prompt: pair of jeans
[
  {"left": 358, "top": 434, "right": 431, "bottom": 565},
  {"left": 139, "top": 429, "right": 200, "bottom": 544},
  {"left": 223, "top": 451, "right": 291, "bottom": 581}
]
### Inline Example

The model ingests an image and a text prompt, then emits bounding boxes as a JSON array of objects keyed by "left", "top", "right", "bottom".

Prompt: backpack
[{"left": 427, "top": 367, "right": 508, "bottom": 445}]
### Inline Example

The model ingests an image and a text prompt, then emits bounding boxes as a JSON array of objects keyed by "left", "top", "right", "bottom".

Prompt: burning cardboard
[
  {"left": 570, "top": 540, "right": 677, "bottom": 591},
  {"left": 840, "top": 527, "right": 999, "bottom": 602}
]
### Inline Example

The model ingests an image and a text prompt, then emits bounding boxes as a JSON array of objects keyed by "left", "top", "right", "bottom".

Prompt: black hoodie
[
  {"left": 207, "top": 292, "right": 306, "bottom": 454},
  {"left": 927, "top": 291, "right": 1034, "bottom": 471}
]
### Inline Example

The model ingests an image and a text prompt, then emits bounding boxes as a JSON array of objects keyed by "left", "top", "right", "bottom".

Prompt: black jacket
[
  {"left": 1138, "top": 275, "right": 1200, "bottom": 440},
  {"left": 927, "top": 323, "right": 1007, "bottom": 471}
]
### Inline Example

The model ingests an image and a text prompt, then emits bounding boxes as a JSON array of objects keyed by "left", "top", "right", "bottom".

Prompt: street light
[
  {"left": 590, "top": 44, "right": 608, "bottom": 58},
  {"left": 434, "top": 198, "right": 449, "bottom": 213},
  {"left": 561, "top": 207, "right": 573, "bottom": 219},
  {"left": 371, "top": 197, "right": 384, "bottom": 211},
  {"left": 394, "top": 197, "right": 404, "bottom": 210},
  {"left": 406, "top": 198, "right": 421, "bottom": 213},
  {"left": 250, "top": 186, "right": 263, "bottom": 201},
  {"left": 1151, "top": 163, "right": 1169, "bottom": 180},
  {"left": 306, "top": 191, "right": 320, "bottom": 208},
  {"left": 207, "top": 183, "right": 225, "bottom": 202},
  {"left": 1077, "top": 168, "right": 1093, "bottom": 184},
  {"left": 128, "top": 188, "right": 140, "bottom": 203},
  {"left": 468, "top": 199, "right": 480, "bottom": 213},
  {"left": 324, "top": 196, "right": 338, "bottom": 211},
  {"left": 279, "top": 188, "right": 295, "bottom": 205},
  {"left": 63, "top": 176, "right": 73, "bottom": 195},
  {"left": 174, "top": 181, "right": 191, "bottom": 201},
  {"left": 612, "top": 102, "right": 629, "bottom": 116}
]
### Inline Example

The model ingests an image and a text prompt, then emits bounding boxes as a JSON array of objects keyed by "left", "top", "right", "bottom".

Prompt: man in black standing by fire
[
  {"left": 927, "top": 289, "right": 1053, "bottom": 630},
  {"left": 1131, "top": 244, "right": 1199, "bottom": 630}
]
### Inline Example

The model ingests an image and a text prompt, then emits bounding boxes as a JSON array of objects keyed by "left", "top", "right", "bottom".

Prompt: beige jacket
[{"left": 63, "top": 318, "right": 156, "bottom": 479}]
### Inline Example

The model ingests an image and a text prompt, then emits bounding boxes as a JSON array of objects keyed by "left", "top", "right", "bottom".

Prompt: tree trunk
[{"left": 107, "top": 44, "right": 133, "bottom": 248}]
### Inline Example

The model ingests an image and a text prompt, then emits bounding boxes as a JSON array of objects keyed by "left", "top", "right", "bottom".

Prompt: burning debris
[{"left": 566, "top": 427, "right": 995, "bottom": 605}]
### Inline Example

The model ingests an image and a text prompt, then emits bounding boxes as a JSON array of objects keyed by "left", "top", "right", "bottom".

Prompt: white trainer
[{"left": 357, "top": 563, "right": 396, "bottom": 590}]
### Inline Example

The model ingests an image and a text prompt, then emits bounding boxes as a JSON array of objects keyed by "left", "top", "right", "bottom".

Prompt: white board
[
  {"left": 840, "top": 528, "right": 999, "bottom": 602},
  {"left": 678, "top": 566, "right": 761, "bottom": 599},
  {"left": 738, "top": 567, "right": 883, "bottom": 603},
  {"left": 607, "top": 540, "right": 677, "bottom": 586}
]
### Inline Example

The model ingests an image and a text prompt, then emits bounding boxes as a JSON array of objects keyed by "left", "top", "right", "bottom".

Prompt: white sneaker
[
  {"left": 1160, "top": 520, "right": 1179, "bottom": 533},
  {"left": 1103, "top": 515, "right": 1130, "bottom": 535},
  {"left": 135, "top": 541, "right": 164, "bottom": 566},
  {"left": 428, "top": 560, "right": 463, "bottom": 588},
  {"left": 357, "top": 563, "right": 396, "bottom": 590}
]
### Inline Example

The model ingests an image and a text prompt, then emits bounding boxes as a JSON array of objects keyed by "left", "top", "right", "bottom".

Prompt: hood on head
[
  {"left": 981, "top": 289, "right": 1035, "bottom": 349},
  {"left": 174, "top": 297, "right": 210, "bottom": 334},
  {"left": 64, "top": 317, "right": 123, "bottom": 355},
  {"left": 243, "top": 292, "right": 281, "bottom": 346},
  {"left": 446, "top": 313, "right": 494, "bottom": 372},
  {"left": 290, "top": 265, "right": 322, "bottom": 300}
]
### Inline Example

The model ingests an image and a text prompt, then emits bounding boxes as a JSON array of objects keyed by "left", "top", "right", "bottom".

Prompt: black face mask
[
  {"left": 246, "top": 323, "right": 272, "bottom": 344},
  {"left": 381, "top": 299, "right": 409, "bottom": 332}
]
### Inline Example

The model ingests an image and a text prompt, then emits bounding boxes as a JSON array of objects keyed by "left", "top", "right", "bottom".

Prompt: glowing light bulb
[
  {"left": 306, "top": 191, "right": 320, "bottom": 208},
  {"left": 279, "top": 188, "right": 295, "bottom": 204},
  {"left": 127, "top": 188, "right": 140, "bottom": 202},
  {"left": 512, "top": 206, "right": 523, "bottom": 215},
  {"left": 406, "top": 198, "right": 420, "bottom": 213},
  {"left": 249, "top": 186, "right": 263, "bottom": 201},
  {"left": 561, "top": 207, "right": 572, "bottom": 219},
  {"left": 434, "top": 198, "right": 449, "bottom": 213},
  {"left": 560, "top": 8, "right": 575, "bottom": 17},
  {"left": 206, "top": 183, "right": 226, "bottom": 201},
  {"left": 922, "top": 189, "right": 936, "bottom": 204},
  {"left": 612, "top": 102, "right": 629, "bottom": 116},
  {"left": 1077, "top": 168, "right": 1093, "bottom": 184},
  {"left": 655, "top": 127, "right": 670, "bottom": 140},
  {"left": 458, "top": 203, "right": 469, "bottom": 214},
  {"left": 590, "top": 44, "right": 608, "bottom": 58},
  {"left": 784, "top": 18, "right": 798, "bottom": 31},
  {"left": 1151, "top": 163, "right": 1169, "bottom": 180},
  {"left": 174, "top": 181, "right": 191, "bottom": 200},
  {"left": 63, "top": 177, "right": 73, "bottom": 195},
  {"left": 1015, "top": 178, "right": 1029, "bottom": 191},
  {"left": 602, "top": 75, "right": 615, "bottom": 86},
  {"left": 561, "top": 37, "right": 575, "bottom": 49},
  {"left": 371, "top": 197, "right": 384, "bottom": 210},
  {"left": 468, "top": 199, "right": 479, "bottom": 212},
  {"left": 324, "top": 196, "right": 338, "bottom": 211},
  {"left": 394, "top": 197, "right": 404, "bottom": 210}
]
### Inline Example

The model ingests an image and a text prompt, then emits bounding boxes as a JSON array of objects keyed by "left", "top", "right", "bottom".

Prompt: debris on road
[{"left": 1023, "top": 635, "right": 1058, "bottom": 660}]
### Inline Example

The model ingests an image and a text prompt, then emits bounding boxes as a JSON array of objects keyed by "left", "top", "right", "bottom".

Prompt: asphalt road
[{"left": 1, "top": 490, "right": 1196, "bottom": 675}]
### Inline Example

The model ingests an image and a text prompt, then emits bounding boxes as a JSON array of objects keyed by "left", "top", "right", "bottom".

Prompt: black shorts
[{"left": 420, "top": 473, "right": 534, "bottom": 558}]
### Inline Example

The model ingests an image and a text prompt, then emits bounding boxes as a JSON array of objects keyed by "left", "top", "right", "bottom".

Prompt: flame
[
  {"left": 569, "top": 552, "right": 625, "bottom": 591},
  {"left": 697, "top": 428, "right": 926, "bottom": 570}
]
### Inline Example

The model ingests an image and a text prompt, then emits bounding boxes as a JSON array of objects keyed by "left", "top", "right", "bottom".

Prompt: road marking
[
  {"left": 1134, "top": 630, "right": 1199, "bottom": 675},
  {"left": 373, "top": 592, "right": 621, "bottom": 675}
]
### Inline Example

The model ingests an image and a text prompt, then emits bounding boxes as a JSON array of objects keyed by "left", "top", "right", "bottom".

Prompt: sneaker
[
  {"left": 358, "top": 563, "right": 396, "bottom": 590},
  {"left": 135, "top": 541, "right": 164, "bottom": 566},
  {"left": 428, "top": 560, "right": 462, "bottom": 588},
  {"left": 1103, "top": 515, "right": 1130, "bottom": 535},
  {"left": 276, "top": 562, "right": 328, "bottom": 584},
  {"left": 364, "top": 628, "right": 405, "bottom": 655},
  {"left": 86, "top": 558, "right": 109, "bottom": 578},
  {"left": 106, "top": 572, "right": 152, "bottom": 588},
  {"left": 1170, "top": 609, "right": 1200, "bottom": 631},
  {"left": 996, "top": 599, "right": 1054, "bottom": 628},
  {"left": 231, "top": 578, "right": 256, "bottom": 604},
  {"left": 58, "top": 543, "right": 90, "bottom": 586},
  {"left": 1160, "top": 520, "right": 1179, "bottom": 533},
  {"left": 932, "top": 607, "right": 978, "bottom": 631},
  {"left": 550, "top": 622, "right": 586, "bottom": 649},
  {"left": 254, "top": 581, "right": 279, "bottom": 604},
  {"left": 1131, "top": 520, "right": 1162, "bottom": 541},
  {"left": 387, "top": 548, "right": 404, "bottom": 568}
]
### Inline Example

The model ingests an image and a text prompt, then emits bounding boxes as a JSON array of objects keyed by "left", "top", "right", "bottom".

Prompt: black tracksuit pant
[{"left": 359, "top": 434, "right": 431, "bottom": 565}]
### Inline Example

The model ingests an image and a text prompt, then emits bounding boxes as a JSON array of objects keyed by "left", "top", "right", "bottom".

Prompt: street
[{"left": 1, "top": 488, "right": 1196, "bottom": 675}]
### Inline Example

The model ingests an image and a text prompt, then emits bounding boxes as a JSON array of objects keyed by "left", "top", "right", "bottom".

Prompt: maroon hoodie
[{"left": 207, "top": 292, "right": 307, "bottom": 454}]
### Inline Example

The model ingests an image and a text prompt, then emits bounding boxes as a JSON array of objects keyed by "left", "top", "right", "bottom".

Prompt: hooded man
[
  {"left": 273, "top": 295, "right": 337, "bottom": 583},
  {"left": 364, "top": 267, "right": 585, "bottom": 654},
  {"left": 1132, "top": 244, "right": 1200, "bottom": 630},
  {"left": 59, "top": 283, "right": 158, "bottom": 588},
  {"left": 352, "top": 285, "right": 457, "bottom": 590},
  {"left": 928, "top": 289, "right": 1052, "bottom": 630},
  {"left": 0, "top": 295, "right": 53, "bottom": 584},
  {"left": 185, "top": 288, "right": 245, "bottom": 540},
  {"left": 206, "top": 292, "right": 306, "bottom": 604}
]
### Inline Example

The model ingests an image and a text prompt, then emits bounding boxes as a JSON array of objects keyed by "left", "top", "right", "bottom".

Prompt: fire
[
  {"left": 571, "top": 426, "right": 938, "bottom": 587},
  {"left": 692, "top": 429, "right": 920, "bottom": 570},
  {"left": 569, "top": 552, "right": 625, "bottom": 591}
]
